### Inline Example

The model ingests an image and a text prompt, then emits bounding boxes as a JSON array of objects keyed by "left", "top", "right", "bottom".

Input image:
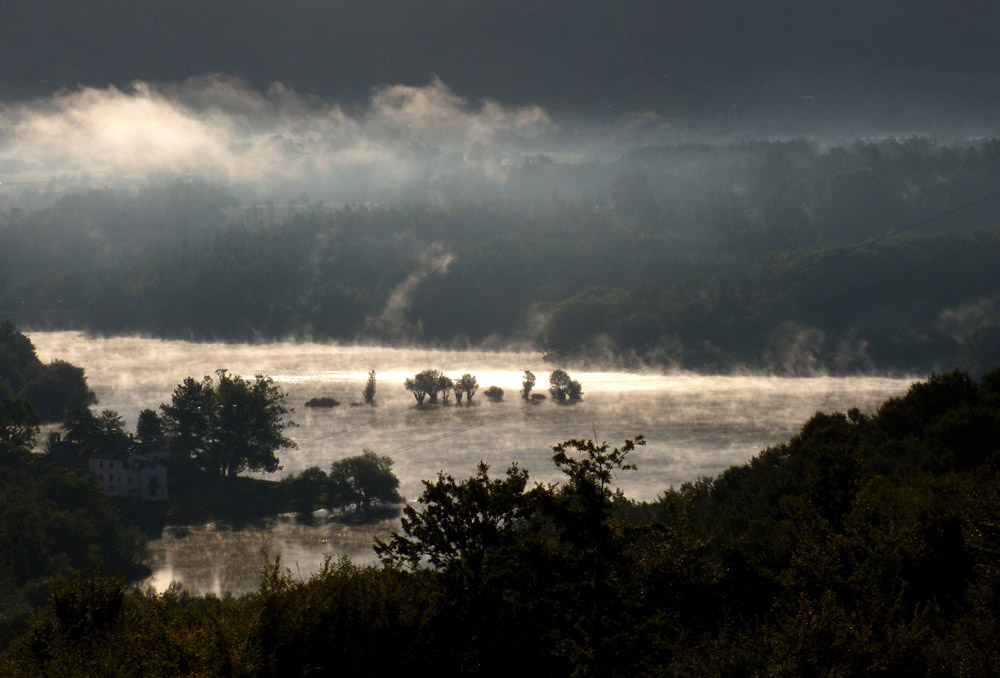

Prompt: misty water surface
[{"left": 30, "top": 332, "right": 918, "bottom": 593}]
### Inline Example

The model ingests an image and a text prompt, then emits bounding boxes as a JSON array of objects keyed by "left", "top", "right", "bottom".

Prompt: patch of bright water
[
  {"left": 30, "top": 332, "right": 919, "bottom": 593},
  {"left": 144, "top": 514, "right": 395, "bottom": 596}
]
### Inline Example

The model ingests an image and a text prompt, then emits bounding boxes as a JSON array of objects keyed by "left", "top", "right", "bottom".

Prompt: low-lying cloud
[
  {"left": 0, "top": 75, "right": 552, "bottom": 200},
  {"left": 936, "top": 297, "right": 999, "bottom": 343},
  {"left": 366, "top": 244, "right": 455, "bottom": 341}
]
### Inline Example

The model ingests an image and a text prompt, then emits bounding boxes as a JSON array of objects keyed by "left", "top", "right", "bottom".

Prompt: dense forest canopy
[{"left": 2, "top": 137, "right": 998, "bottom": 373}]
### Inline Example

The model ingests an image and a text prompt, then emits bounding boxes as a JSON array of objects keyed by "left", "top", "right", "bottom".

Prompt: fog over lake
[{"left": 30, "top": 331, "right": 918, "bottom": 594}]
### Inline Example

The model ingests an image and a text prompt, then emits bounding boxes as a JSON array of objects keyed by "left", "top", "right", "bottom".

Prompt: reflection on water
[
  {"left": 29, "top": 332, "right": 920, "bottom": 594},
  {"left": 146, "top": 514, "right": 395, "bottom": 595}
]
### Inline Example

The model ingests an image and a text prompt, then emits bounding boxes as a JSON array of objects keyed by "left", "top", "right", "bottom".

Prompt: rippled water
[{"left": 30, "top": 332, "right": 919, "bottom": 593}]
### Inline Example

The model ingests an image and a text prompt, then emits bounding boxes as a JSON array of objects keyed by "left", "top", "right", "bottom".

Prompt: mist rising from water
[
  {"left": 29, "top": 331, "right": 917, "bottom": 499},
  {"left": 28, "top": 331, "right": 920, "bottom": 595}
]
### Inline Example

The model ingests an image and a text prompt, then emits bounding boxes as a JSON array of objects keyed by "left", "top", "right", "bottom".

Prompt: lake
[{"left": 30, "top": 331, "right": 919, "bottom": 594}]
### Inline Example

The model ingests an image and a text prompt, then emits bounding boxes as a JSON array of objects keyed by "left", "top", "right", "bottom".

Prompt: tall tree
[
  {"left": 62, "top": 408, "right": 129, "bottom": 455},
  {"left": 207, "top": 370, "right": 296, "bottom": 478},
  {"left": 362, "top": 369, "right": 377, "bottom": 405},
  {"left": 457, "top": 373, "right": 479, "bottom": 402},
  {"left": 135, "top": 408, "right": 166, "bottom": 447},
  {"left": 521, "top": 370, "right": 536, "bottom": 400},
  {"left": 160, "top": 370, "right": 296, "bottom": 477},
  {"left": 160, "top": 376, "right": 214, "bottom": 460}
]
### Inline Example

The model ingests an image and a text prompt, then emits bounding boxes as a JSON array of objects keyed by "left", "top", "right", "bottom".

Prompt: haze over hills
[
  {"left": 1, "top": 1, "right": 999, "bottom": 372},
  {"left": 3, "top": 0, "right": 1000, "bottom": 199}
]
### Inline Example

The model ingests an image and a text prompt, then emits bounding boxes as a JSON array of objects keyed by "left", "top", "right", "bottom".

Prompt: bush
[
  {"left": 329, "top": 451, "right": 403, "bottom": 513},
  {"left": 304, "top": 396, "right": 340, "bottom": 408},
  {"left": 484, "top": 386, "right": 504, "bottom": 402}
]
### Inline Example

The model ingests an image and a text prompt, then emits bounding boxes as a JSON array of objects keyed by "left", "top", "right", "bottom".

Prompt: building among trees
[{"left": 88, "top": 450, "right": 169, "bottom": 501}]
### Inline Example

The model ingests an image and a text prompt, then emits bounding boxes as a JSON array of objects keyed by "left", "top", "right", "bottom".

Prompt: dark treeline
[
  {"left": 0, "top": 321, "right": 96, "bottom": 422},
  {"left": 3, "top": 369, "right": 999, "bottom": 675},
  {"left": 2, "top": 137, "right": 999, "bottom": 372}
]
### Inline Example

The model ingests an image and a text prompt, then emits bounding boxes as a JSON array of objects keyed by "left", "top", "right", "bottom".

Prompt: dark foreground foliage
[
  {"left": 4, "top": 368, "right": 1000, "bottom": 676},
  {"left": 0, "top": 453, "right": 149, "bottom": 649}
]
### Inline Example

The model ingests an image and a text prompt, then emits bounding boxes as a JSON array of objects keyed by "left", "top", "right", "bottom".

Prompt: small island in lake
[{"left": 304, "top": 396, "right": 340, "bottom": 408}]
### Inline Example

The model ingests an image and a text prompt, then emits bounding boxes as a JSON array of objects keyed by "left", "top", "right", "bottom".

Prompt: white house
[{"left": 89, "top": 452, "right": 169, "bottom": 501}]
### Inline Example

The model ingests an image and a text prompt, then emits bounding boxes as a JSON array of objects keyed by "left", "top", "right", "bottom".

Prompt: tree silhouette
[
  {"left": 457, "top": 373, "right": 479, "bottom": 402},
  {"left": 404, "top": 369, "right": 446, "bottom": 404},
  {"left": 161, "top": 370, "right": 296, "bottom": 477},
  {"left": 329, "top": 450, "right": 403, "bottom": 513},
  {"left": 521, "top": 370, "right": 536, "bottom": 400},
  {"left": 362, "top": 369, "right": 377, "bottom": 405},
  {"left": 548, "top": 369, "right": 582, "bottom": 403}
]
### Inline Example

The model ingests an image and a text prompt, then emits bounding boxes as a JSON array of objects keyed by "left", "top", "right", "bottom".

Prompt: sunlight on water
[
  {"left": 29, "top": 331, "right": 920, "bottom": 594},
  {"left": 144, "top": 516, "right": 394, "bottom": 596}
]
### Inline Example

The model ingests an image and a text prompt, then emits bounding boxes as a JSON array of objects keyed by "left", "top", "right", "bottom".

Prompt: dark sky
[{"left": 3, "top": 0, "right": 1000, "bottom": 118}]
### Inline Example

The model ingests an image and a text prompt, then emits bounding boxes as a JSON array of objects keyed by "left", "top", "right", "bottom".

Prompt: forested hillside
[
  {"left": 3, "top": 369, "right": 998, "bottom": 675},
  {"left": 0, "top": 324, "right": 144, "bottom": 647},
  {"left": 2, "top": 137, "right": 998, "bottom": 372}
]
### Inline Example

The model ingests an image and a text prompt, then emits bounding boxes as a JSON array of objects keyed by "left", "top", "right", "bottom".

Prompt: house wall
[
  {"left": 88, "top": 457, "right": 138, "bottom": 497},
  {"left": 88, "top": 455, "right": 168, "bottom": 501}
]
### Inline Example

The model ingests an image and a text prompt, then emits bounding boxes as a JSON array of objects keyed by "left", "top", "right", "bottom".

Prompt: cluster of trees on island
[
  {"left": 404, "top": 370, "right": 480, "bottom": 405},
  {"left": 403, "top": 368, "right": 582, "bottom": 405},
  {"left": 300, "top": 367, "right": 583, "bottom": 409},
  {"left": 280, "top": 451, "right": 402, "bottom": 517},
  {"left": 4, "top": 366, "right": 1000, "bottom": 674},
  {"left": 3, "top": 137, "right": 999, "bottom": 373}
]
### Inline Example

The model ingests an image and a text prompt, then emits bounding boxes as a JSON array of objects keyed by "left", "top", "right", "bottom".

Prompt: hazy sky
[
  {"left": 3, "top": 0, "right": 999, "bottom": 117},
  {"left": 2, "top": 1, "right": 999, "bottom": 199}
]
